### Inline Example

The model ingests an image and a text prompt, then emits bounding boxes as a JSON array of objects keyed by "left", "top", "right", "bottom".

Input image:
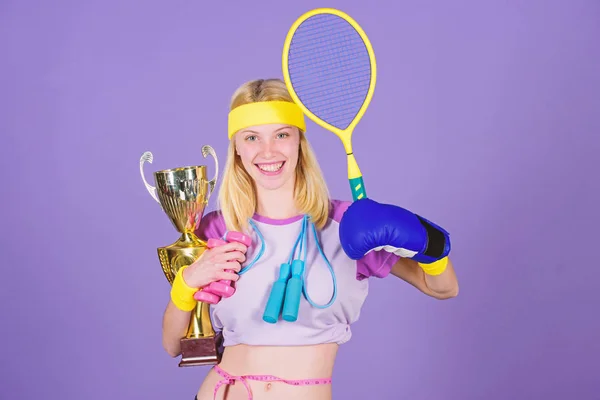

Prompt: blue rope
[
  {"left": 302, "top": 217, "right": 337, "bottom": 309},
  {"left": 236, "top": 215, "right": 337, "bottom": 309}
]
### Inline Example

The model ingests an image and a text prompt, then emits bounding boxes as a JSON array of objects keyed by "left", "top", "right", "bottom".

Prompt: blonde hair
[{"left": 217, "top": 78, "right": 331, "bottom": 233}]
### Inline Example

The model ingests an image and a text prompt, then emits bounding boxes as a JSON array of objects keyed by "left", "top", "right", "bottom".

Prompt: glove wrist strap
[
  {"left": 418, "top": 257, "right": 448, "bottom": 276},
  {"left": 170, "top": 266, "right": 198, "bottom": 312}
]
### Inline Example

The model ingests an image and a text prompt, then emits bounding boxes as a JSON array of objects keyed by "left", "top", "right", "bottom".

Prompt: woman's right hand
[{"left": 182, "top": 241, "right": 248, "bottom": 289}]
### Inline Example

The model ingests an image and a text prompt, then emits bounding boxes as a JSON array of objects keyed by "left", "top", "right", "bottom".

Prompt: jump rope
[{"left": 227, "top": 216, "right": 338, "bottom": 324}]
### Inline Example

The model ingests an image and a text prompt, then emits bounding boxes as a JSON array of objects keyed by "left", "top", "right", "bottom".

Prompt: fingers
[
  {"left": 217, "top": 270, "right": 240, "bottom": 281},
  {"left": 216, "top": 251, "right": 246, "bottom": 264},
  {"left": 222, "top": 261, "right": 242, "bottom": 273},
  {"left": 211, "top": 241, "right": 248, "bottom": 254},
  {"left": 207, "top": 261, "right": 241, "bottom": 277},
  {"left": 196, "top": 233, "right": 250, "bottom": 292},
  {"left": 206, "top": 240, "right": 247, "bottom": 264},
  {"left": 209, "top": 261, "right": 241, "bottom": 274}
]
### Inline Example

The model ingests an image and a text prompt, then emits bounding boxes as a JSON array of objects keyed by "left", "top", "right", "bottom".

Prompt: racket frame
[{"left": 282, "top": 8, "right": 377, "bottom": 200}]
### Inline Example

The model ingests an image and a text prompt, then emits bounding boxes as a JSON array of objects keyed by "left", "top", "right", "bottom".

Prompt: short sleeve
[
  {"left": 355, "top": 250, "right": 400, "bottom": 281},
  {"left": 195, "top": 210, "right": 227, "bottom": 241},
  {"left": 329, "top": 199, "right": 402, "bottom": 281}
]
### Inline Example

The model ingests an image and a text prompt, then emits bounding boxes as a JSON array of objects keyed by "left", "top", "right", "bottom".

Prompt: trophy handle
[
  {"left": 139, "top": 151, "right": 160, "bottom": 204},
  {"left": 202, "top": 145, "right": 219, "bottom": 200}
]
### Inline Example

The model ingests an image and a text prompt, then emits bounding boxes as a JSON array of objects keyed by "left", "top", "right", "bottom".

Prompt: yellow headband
[{"left": 227, "top": 101, "right": 306, "bottom": 139}]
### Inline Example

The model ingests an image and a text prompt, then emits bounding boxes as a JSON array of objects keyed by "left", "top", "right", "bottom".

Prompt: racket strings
[
  {"left": 289, "top": 33, "right": 360, "bottom": 56},
  {"left": 289, "top": 20, "right": 353, "bottom": 40},
  {"left": 293, "top": 86, "right": 370, "bottom": 116},
  {"left": 287, "top": 60, "right": 369, "bottom": 80},
  {"left": 287, "top": 13, "right": 372, "bottom": 130}
]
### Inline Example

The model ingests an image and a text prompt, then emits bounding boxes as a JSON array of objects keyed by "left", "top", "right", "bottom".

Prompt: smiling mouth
[{"left": 255, "top": 161, "right": 285, "bottom": 173}]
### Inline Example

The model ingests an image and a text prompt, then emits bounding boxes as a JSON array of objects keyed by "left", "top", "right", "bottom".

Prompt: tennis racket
[{"left": 282, "top": 8, "right": 377, "bottom": 201}]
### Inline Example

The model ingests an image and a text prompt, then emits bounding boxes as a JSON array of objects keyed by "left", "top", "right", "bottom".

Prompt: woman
[{"left": 162, "top": 78, "right": 459, "bottom": 400}]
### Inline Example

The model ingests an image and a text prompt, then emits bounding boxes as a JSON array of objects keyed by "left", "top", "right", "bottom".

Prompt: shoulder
[
  {"left": 328, "top": 199, "right": 352, "bottom": 224},
  {"left": 195, "top": 209, "right": 227, "bottom": 240},
  {"left": 327, "top": 198, "right": 401, "bottom": 281}
]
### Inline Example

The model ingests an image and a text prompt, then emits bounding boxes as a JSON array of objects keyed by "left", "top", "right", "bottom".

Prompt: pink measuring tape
[{"left": 212, "top": 365, "right": 332, "bottom": 400}]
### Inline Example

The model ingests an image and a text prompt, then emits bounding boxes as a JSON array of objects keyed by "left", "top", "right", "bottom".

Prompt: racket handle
[
  {"left": 349, "top": 176, "right": 367, "bottom": 201},
  {"left": 346, "top": 153, "right": 367, "bottom": 200}
]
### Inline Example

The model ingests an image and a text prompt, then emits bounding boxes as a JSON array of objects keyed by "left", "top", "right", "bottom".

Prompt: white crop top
[{"left": 195, "top": 199, "right": 400, "bottom": 347}]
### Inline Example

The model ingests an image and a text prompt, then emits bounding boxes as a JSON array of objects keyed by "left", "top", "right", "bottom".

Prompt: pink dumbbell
[{"left": 194, "top": 231, "right": 251, "bottom": 304}]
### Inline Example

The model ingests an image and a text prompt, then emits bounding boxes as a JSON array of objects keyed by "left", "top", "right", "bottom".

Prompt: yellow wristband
[
  {"left": 418, "top": 257, "right": 449, "bottom": 276},
  {"left": 170, "top": 266, "right": 198, "bottom": 312}
]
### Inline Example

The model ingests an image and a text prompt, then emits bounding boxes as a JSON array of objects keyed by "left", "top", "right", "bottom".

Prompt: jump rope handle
[
  {"left": 282, "top": 260, "right": 304, "bottom": 322},
  {"left": 193, "top": 231, "right": 252, "bottom": 305},
  {"left": 262, "top": 260, "right": 305, "bottom": 323},
  {"left": 263, "top": 262, "right": 291, "bottom": 323}
]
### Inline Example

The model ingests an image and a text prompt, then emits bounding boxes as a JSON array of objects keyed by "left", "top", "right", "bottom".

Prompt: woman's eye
[
  {"left": 277, "top": 132, "right": 290, "bottom": 139},
  {"left": 246, "top": 135, "right": 257, "bottom": 141}
]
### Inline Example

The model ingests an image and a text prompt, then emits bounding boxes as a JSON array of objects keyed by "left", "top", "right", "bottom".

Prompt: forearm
[
  {"left": 161, "top": 300, "right": 193, "bottom": 357},
  {"left": 421, "top": 257, "right": 458, "bottom": 298},
  {"left": 391, "top": 256, "right": 458, "bottom": 299}
]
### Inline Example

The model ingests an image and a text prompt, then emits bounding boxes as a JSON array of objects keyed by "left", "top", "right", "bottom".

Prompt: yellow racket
[{"left": 282, "top": 8, "right": 377, "bottom": 201}]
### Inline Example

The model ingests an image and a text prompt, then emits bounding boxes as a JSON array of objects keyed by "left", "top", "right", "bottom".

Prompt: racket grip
[{"left": 349, "top": 176, "right": 367, "bottom": 201}]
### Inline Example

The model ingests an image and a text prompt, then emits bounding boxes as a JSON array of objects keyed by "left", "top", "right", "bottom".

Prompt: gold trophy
[{"left": 139, "top": 145, "right": 222, "bottom": 367}]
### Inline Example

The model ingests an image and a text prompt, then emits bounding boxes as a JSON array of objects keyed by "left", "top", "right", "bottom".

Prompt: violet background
[{"left": 1, "top": 0, "right": 599, "bottom": 399}]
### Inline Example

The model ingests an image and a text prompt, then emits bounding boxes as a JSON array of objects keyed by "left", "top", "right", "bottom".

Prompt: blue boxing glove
[{"left": 339, "top": 198, "right": 451, "bottom": 275}]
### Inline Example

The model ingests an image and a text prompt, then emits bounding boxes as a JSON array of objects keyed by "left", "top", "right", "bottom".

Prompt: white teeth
[{"left": 258, "top": 162, "right": 283, "bottom": 172}]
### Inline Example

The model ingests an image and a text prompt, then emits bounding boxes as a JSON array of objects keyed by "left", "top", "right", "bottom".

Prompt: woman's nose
[{"left": 260, "top": 138, "right": 276, "bottom": 156}]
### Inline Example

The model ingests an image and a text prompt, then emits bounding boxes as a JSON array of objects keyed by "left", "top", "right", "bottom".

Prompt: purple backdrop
[{"left": 1, "top": 1, "right": 599, "bottom": 399}]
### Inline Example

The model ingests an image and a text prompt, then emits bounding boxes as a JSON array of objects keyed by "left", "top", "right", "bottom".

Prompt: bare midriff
[{"left": 195, "top": 343, "right": 339, "bottom": 400}]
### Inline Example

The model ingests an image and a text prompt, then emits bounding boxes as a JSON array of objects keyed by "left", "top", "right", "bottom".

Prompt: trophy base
[{"left": 179, "top": 332, "right": 224, "bottom": 367}]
